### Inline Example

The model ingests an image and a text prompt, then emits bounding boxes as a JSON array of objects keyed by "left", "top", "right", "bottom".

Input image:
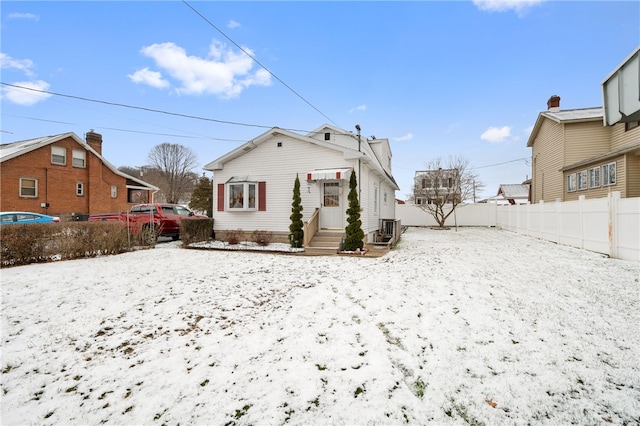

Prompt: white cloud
[
  {"left": 349, "top": 104, "right": 367, "bottom": 114},
  {"left": 128, "top": 67, "right": 170, "bottom": 89},
  {"left": 1, "top": 80, "right": 52, "bottom": 106},
  {"left": 227, "top": 20, "right": 240, "bottom": 29},
  {"left": 481, "top": 126, "right": 512, "bottom": 143},
  {"left": 132, "top": 40, "right": 271, "bottom": 98},
  {"left": 8, "top": 12, "right": 39, "bottom": 21},
  {"left": 473, "top": 0, "right": 545, "bottom": 15},
  {"left": 0, "top": 53, "right": 35, "bottom": 77},
  {"left": 394, "top": 132, "right": 414, "bottom": 142}
]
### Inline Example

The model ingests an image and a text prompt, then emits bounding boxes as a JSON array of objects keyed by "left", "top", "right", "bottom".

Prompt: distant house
[
  {"left": 527, "top": 96, "right": 640, "bottom": 203},
  {"left": 0, "top": 131, "right": 158, "bottom": 219},
  {"left": 413, "top": 168, "right": 461, "bottom": 205},
  {"left": 497, "top": 184, "right": 530, "bottom": 205},
  {"left": 203, "top": 124, "right": 399, "bottom": 248}
]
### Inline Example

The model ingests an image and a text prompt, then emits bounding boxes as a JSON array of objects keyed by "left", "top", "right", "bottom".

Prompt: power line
[
  {"left": 1, "top": 113, "right": 246, "bottom": 142},
  {"left": 0, "top": 82, "right": 310, "bottom": 133},
  {"left": 472, "top": 157, "right": 529, "bottom": 170},
  {"left": 181, "top": 0, "right": 340, "bottom": 128}
]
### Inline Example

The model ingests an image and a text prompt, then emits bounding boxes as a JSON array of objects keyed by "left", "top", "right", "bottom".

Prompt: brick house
[{"left": 0, "top": 131, "right": 158, "bottom": 219}]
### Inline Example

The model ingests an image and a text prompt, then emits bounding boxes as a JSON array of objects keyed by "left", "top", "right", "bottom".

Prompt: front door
[{"left": 319, "top": 181, "right": 343, "bottom": 229}]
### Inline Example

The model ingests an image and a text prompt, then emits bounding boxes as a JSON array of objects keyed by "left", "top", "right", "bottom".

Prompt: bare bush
[
  {"left": 251, "top": 230, "right": 273, "bottom": 246},
  {"left": 226, "top": 229, "right": 244, "bottom": 245}
]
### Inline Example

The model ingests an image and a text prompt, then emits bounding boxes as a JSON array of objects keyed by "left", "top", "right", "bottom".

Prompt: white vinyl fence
[{"left": 396, "top": 192, "right": 640, "bottom": 262}]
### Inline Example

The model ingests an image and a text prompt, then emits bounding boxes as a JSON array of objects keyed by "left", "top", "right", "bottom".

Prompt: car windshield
[{"left": 175, "top": 206, "right": 193, "bottom": 216}]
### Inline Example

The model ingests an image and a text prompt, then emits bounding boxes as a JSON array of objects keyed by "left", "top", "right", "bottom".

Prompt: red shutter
[
  {"left": 217, "top": 184, "right": 225, "bottom": 211},
  {"left": 258, "top": 181, "right": 266, "bottom": 211}
]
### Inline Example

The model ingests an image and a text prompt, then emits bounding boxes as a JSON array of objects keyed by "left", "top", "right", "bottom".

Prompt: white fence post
[
  {"left": 579, "top": 195, "right": 585, "bottom": 249},
  {"left": 609, "top": 191, "right": 620, "bottom": 259}
]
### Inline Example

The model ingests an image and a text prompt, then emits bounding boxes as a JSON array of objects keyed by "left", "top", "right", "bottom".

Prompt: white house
[{"left": 203, "top": 124, "right": 399, "bottom": 248}]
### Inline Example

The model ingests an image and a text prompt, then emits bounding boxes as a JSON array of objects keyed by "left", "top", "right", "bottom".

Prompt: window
[
  {"left": 602, "top": 162, "right": 616, "bottom": 186},
  {"left": 76, "top": 182, "right": 84, "bottom": 196},
  {"left": 577, "top": 170, "right": 587, "bottom": 191},
  {"left": 373, "top": 184, "right": 379, "bottom": 214},
  {"left": 567, "top": 173, "right": 577, "bottom": 192},
  {"left": 72, "top": 149, "right": 86, "bottom": 167},
  {"left": 324, "top": 132, "right": 331, "bottom": 141},
  {"left": 218, "top": 181, "right": 265, "bottom": 212},
  {"left": 588, "top": 167, "right": 600, "bottom": 188},
  {"left": 111, "top": 185, "right": 118, "bottom": 198},
  {"left": 228, "top": 182, "right": 257, "bottom": 210},
  {"left": 323, "top": 182, "right": 339, "bottom": 207},
  {"left": 51, "top": 146, "right": 66, "bottom": 165},
  {"left": 20, "top": 177, "right": 38, "bottom": 197}
]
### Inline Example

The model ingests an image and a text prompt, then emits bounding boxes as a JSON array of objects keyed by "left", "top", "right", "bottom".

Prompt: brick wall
[{"left": 1, "top": 135, "right": 151, "bottom": 217}]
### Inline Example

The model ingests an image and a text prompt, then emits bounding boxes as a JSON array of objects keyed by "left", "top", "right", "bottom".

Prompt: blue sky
[{"left": 1, "top": 1, "right": 639, "bottom": 200}]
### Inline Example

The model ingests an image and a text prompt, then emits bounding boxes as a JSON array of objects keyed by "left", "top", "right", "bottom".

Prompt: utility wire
[
  {"left": 2, "top": 113, "right": 247, "bottom": 142},
  {"left": 181, "top": 0, "right": 340, "bottom": 128},
  {"left": 0, "top": 82, "right": 310, "bottom": 133},
  {"left": 473, "top": 157, "right": 529, "bottom": 170}
]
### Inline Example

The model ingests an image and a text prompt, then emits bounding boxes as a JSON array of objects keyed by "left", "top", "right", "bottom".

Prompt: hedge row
[{"left": 1, "top": 222, "right": 147, "bottom": 268}]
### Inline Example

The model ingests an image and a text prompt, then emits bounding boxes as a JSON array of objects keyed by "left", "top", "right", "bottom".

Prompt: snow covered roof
[
  {"left": 541, "top": 107, "right": 603, "bottom": 122},
  {"left": 498, "top": 184, "right": 530, "bottom": 199},
  {"left": 527, "top": 107, "right": 603, "bottom": 147}
]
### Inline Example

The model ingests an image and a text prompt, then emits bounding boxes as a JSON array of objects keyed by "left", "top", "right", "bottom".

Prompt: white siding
[{"left": 212, "top": 135, "right": 354, "bottom": 233}]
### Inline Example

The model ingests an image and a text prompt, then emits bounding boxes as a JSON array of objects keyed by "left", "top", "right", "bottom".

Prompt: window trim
[
  {"left": 111, "top": 185, "right": 118, "bottom": 198},
  {"left": 577, "top": 170, "right": 587, "bottom": 191},
  {"left": 226, "top": 181, "right": 257, "bottom": 211},
  {"left": 588, "top": 166, "right": 600, "bottom": 189},
  {"left": 72, "top": 149, "right": 86, "bottom": 168},
  {"left": 51, "top": 146, "right": 66, "bottom": 165},
  {"left": 76, "top": 182, "right": 84, "bottom": 196},
  {"left": 20, "top": 177, "right": 38, "bottom": 198},
  {"left": 602, "top": 162, "right": 617, "bottom": 187},
  {"left": 567, "top": 173, "right": 577, "bottom": 193}
]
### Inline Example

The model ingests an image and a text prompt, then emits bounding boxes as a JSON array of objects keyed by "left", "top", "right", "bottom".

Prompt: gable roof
[
  {"left": 527, "top": 107, "right": 603, "bottom": 147},
  {"left": 0, "top": 132, "right": 159, "bottom": 191},
  {"left": 204, "top": 124, "right": 399, "bottom": 190},
  {"left": 498, "top": 184, "right": 530, "bottom": 199}
]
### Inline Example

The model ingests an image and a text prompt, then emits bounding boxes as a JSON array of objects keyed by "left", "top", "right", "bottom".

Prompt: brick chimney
[
  {"left": 86, "top": 130, "right": 103, "bottom": 155},
  {"left": 547, "top": 95, "right": 561, "bottom": 112}
]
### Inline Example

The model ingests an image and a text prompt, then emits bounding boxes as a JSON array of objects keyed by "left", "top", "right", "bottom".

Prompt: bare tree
[
  {"left": 147, "top": 143, "right": 198, "bottom": 204},
  {"left": 413, "top": 155, "right": 483, "bottom": 228}
]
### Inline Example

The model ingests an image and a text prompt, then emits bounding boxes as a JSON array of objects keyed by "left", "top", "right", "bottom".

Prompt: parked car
[
  {"left": 88, "top": 203, "right": 208, "bottom": 240},
  {"left": 0, "top": 212, "right": 61, "bottom": 225}
]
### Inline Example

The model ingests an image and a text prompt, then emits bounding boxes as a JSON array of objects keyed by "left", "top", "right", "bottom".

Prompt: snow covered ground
[{"left": 1, "top": 227, "right": 639, "bottom": 425}]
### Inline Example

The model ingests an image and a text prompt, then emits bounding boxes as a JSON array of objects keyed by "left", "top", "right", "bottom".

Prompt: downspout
[
  {"left": 44, "top": 168, "right": 49, "bottom": 214},
  {"left": 355, "top": 124, "right": 361, "bottom": 200}
]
